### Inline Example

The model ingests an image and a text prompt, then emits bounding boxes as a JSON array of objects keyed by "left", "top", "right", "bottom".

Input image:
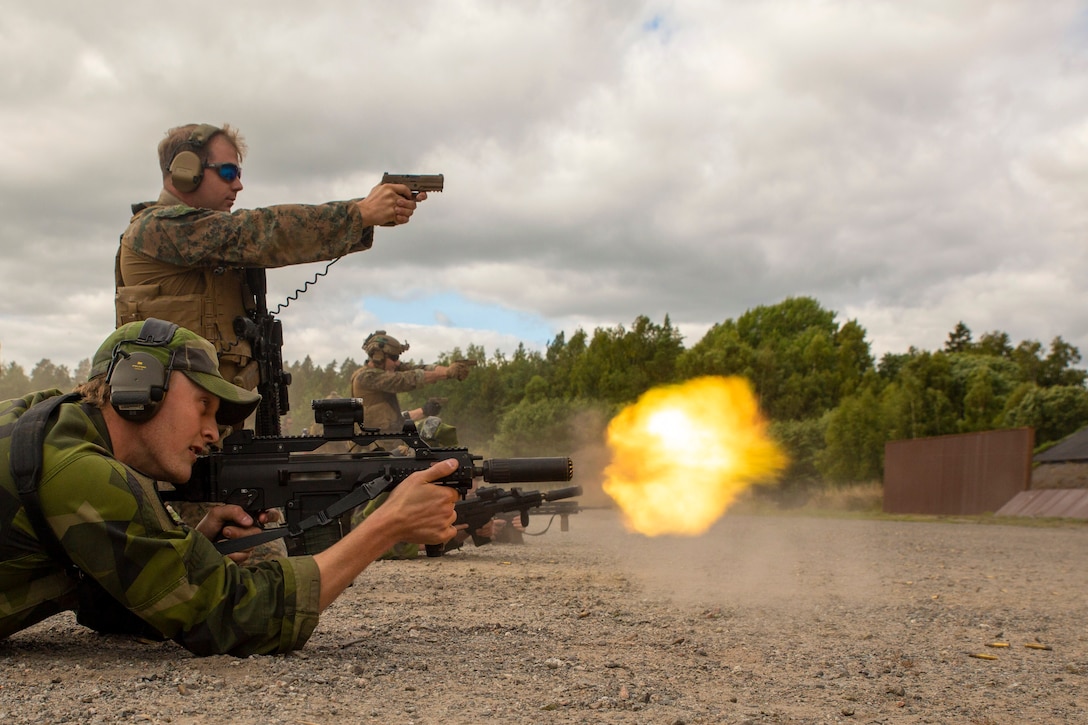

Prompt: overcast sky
[{"left": 3, "top": 1, "right": 1088, "bottom": 375}]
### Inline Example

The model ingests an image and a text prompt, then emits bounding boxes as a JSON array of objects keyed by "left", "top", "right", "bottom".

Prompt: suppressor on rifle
[
  {"left": 477, "top": 457, "right": 573, "bottom": 485},
  {"left": 542, "top": 485, "right": 582, "bottom": 502}
]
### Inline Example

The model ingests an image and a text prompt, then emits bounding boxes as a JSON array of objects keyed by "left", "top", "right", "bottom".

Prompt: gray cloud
[{"left": 3, "top": 0, "right": 1088, "bottom": 374}]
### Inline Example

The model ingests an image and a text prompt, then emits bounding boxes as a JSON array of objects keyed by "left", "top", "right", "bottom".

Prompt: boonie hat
[{"left": 90, "top": 319, "right": 261, "bottom": 425}]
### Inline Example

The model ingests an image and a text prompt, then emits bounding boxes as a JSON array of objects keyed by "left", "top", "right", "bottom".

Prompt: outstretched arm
[{"left": 312, "top": 458, "right": 458, "bottom": 609}]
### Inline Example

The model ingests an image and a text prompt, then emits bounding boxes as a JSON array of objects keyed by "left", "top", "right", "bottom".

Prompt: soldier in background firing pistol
[
  {"left": 351, "top": 330, "right": 474, "bottom": 449},
  {"left": 349, "top": 330, "right": 477, "bottom": 557}
]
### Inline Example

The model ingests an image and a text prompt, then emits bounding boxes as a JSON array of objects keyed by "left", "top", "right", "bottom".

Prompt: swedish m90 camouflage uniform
[
  {"left": 116, "top": 190, "right": 374, "bottom": 388},
  {"left": 0, "top": 391, "right": 321, "bottom": 656}
]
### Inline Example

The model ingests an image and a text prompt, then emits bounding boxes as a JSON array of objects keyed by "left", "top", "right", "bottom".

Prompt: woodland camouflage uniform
[{"left": 116, "top": 190, "right": 374, "bottom": 389}]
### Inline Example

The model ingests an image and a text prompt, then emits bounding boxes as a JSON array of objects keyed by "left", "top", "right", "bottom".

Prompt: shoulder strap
[
  {"left": 8, "top": 392, "right": 83, "bottom": 575},
  {"left": 211, "top": 471, "right": 394, "bottom": 556},
  {"left": 114, "top": 244, "right": 124, "bottom": 289}
]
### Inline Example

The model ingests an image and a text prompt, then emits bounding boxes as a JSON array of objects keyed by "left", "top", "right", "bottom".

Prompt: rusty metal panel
[
  {"left": 995, "top": 489, "right": 1088, "bottom": 519},
  {"left": 883, "top": 428, "right": 1033, "bottom": 515}
]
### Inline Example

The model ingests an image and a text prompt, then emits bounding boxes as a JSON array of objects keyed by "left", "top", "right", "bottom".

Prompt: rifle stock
[{"left": 496, "top": 499, "right": 581, "bottom": 532}]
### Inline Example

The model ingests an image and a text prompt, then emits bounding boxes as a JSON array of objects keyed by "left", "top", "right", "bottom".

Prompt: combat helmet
[{"left": 363, "top": 330, "right": 409, "bottom": 363}]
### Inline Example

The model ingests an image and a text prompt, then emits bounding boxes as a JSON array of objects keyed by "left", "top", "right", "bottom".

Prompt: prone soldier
[{"left": 0, "top": 320, "right": 459, "bottom": 656}]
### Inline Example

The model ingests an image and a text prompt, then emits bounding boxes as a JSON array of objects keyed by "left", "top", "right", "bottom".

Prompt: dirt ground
[{"left": 1, "top": 507, "right": 1085, "bottom": 725}]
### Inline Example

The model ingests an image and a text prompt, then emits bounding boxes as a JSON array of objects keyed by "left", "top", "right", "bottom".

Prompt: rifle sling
[
  {"left": 213, "top": 472, "right": 394, "bottom": 555},
  {"left": 8, "top": 393, "right": 84, "bottom": 578}
]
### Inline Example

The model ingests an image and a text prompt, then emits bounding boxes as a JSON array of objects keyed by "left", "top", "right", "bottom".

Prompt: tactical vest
[{"left": 115, "top": 202, "right": 256, "bottom": 378}]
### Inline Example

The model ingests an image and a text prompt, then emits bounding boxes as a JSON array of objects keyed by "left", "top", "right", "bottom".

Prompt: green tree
[
  {"left": 880, "top": 351, "right": 956, "bottom": 439},
  {"left": 433, "top": 349, "right": 511, "bottom": 451},
  {"left": 770, "top": 416, "right": 827, "bottom": 488},
  {"left": 569, "top": 315, "right": 683, "bottom": 404},
  {"left": 400, "top": 343, "right": 502, "bottom": 449},
  {"left": 1002, "top": 383, "right": 1088, "bottom": 446},
  {"left": 29, "top": 359, "right": 73, "bottom": 392},
  {"left": 489, "top": 397, "right": 609, "bottom": 458},
  {"left": 0, "top": 361, "right": 32, "bottom": 399},
  {"left": 543, "top": 329, "right": 587, "bottom": 399},
  {"left": 877, "top": 351, "right": 911, "bottom": 381},
  {"left": 960, "top": 366, "right": 1000, "bottom": 432},
  {"left": 976, "top": 330, "right": 1013, "bottom": 358},
  {"left": 944, "top": 322, "right": 973, "bottom": 353},
  {"left": 1011, "top": 340, "right": 1044, "bottom": 384},
  {"left": 834, "top": 320, "right": 875, "bottom": 399},
  {"left": 817, "top": 387, "right": 887, "bottom": 482},
  {"left": 676, "top": 319, "right": 750, "bottom": 380},
  {"left": 946, "top": 353, "right": 1019, "bottom": 428},
  {"left": 73, "top": 358, "right": 92, "bottom": 384},
  {"left": 1039, "top": 337, "right": 1086, "bottom": 387},
  {"left": 679, "top": 297, "right": 873, "bottom": 421}
]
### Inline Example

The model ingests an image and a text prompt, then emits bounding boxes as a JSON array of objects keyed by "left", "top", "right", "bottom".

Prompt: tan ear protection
[
  {"left": 168, "top": 124, "right": 222, "bottom": 193},
  {"left": 105, "top": 319, "right": 179, "bottom": 422}
]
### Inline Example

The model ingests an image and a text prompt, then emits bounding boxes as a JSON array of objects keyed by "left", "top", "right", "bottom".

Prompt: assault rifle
[
  {"left": 161, "top": 398, "right": 573, "bottom": 556},
  {"left": 435, "top": 485, "right": 582, "bottom": 556},
  {"left": 235, "top": 268, "right": 291, "bottom": 436}
]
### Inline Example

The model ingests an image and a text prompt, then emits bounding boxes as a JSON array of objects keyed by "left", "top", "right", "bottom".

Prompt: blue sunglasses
[{"left": 205, "top": 162, "right": 242, "bottom": 183}]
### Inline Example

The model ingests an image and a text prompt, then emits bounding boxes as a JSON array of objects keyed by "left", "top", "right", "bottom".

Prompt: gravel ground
[{"left": 1, "top": 507, "right": 1085, "bottom": 724}]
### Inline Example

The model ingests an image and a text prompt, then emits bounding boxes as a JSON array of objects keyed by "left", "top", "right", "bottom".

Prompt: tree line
[{"left": 3, "top": 296, "right": 1085, "bottom": 491}]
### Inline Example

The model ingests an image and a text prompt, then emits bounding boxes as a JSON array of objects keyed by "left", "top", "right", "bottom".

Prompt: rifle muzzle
[
  {"left": 543, "top": 485, "right": 583, "bottom": 501},
  {"left": 477, "top": 457, "right": 573, "bottom": 485}
]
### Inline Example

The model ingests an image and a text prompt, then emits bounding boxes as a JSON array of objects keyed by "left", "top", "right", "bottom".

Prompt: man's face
[
  {"left": 186, "top": 134, "right": 244, "bottom": 212},
  {"left": 121, "top": 372, "right": 222, "bottom": 483},
  {"left": 382, "top": 355, "right": 400, "bottom": 372}
]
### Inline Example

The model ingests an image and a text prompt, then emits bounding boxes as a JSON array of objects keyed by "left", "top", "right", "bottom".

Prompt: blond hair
[
  {"left": 74, "top": 376, "right": 110, "bottom": 409},
  {"left": 157, "top": 123, "right": 247, "bottom": 177}
]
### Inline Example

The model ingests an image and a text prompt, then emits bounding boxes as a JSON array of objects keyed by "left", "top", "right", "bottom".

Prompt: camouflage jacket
[
  {"left": 121, "top": 190, "right": 374, "bottom": 270},
  {"left": 116, "top": 191, "right": 376, "bottom": 373},
  {"left": 0, "top": 391, "right": 321, "bottom": 656},
  {"left": 350, "top": 366, "right": 428, "bottom": 433}
]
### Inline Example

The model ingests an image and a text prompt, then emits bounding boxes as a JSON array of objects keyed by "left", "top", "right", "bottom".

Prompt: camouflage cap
[{"left": 90, "top": 319, "right": 261, "bottom": 425}]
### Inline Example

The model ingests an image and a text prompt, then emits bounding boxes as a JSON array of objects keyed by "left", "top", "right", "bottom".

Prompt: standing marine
[{"left": 115, "top": 122, "right": 426, "bottom": 391}]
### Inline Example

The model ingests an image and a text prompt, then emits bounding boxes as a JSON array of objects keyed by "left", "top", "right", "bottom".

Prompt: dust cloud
[{"left": 575, "top": 508, "right": 889, "bottom": 611}]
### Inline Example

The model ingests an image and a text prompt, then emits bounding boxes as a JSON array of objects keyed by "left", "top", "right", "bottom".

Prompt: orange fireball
[{"left": 603, "top": 376, "right": 787, "bottom": 536}]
